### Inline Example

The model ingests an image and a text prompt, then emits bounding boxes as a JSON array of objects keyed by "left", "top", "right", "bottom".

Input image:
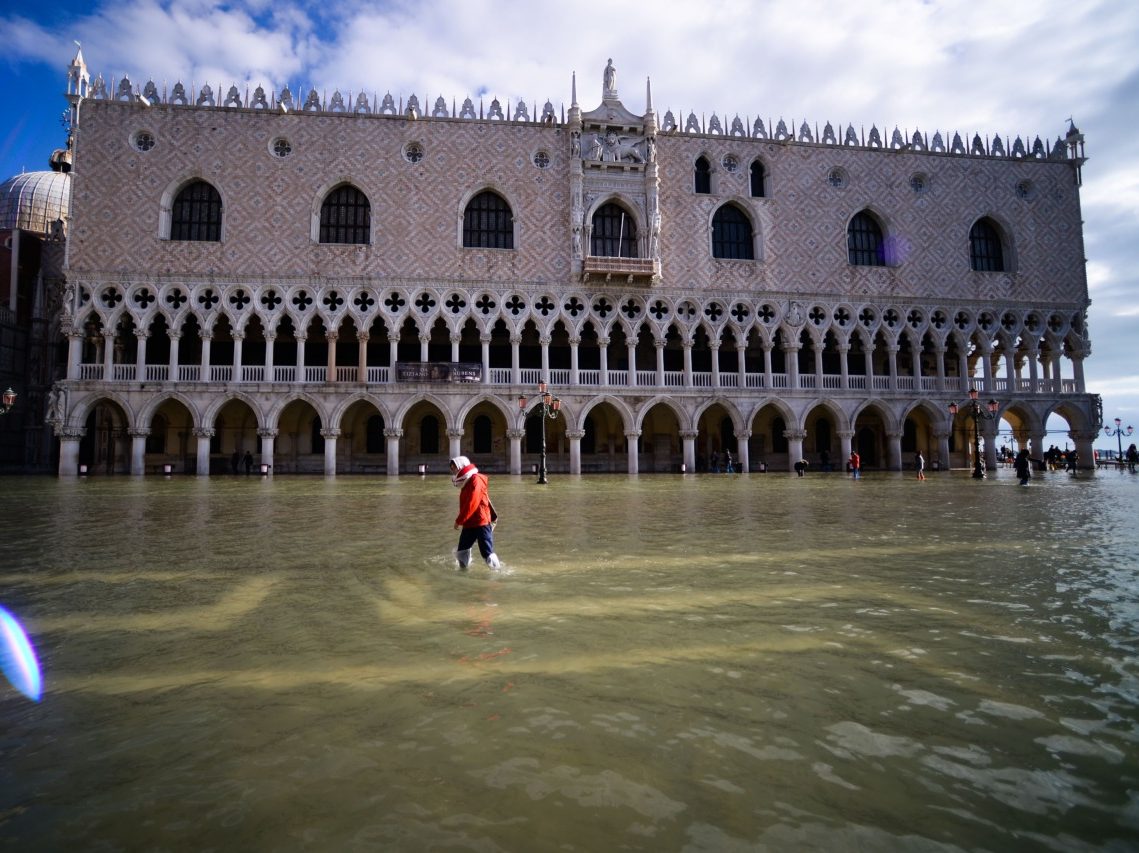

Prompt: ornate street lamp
[
  {"left": 0, "top": 388, "right": 17, "bottom": 415},
  {"left": 1104, "top": 417, "right": 1133, "bottom": 467},
  {"left": 519, "top": 381, "right": 561, "bottom": 485},
  {"left": 949, "top": 388, "right": 999, "bottom": 480}
]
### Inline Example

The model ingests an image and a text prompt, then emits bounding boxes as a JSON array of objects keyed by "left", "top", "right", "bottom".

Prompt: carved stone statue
[{"left": 603, "top": 59, "right": 616, "bottom": 98}]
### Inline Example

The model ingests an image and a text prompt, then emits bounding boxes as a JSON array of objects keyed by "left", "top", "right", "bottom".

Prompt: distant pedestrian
[
  {"left": 449, "top": 455, "right": 502, "bottom": 571},
  {"left": 1128, "top": 443, "right": 1138, "bottom": 473},
  {"left": 1066, "top": 449, "right": 1079, "bottom": 475},
  {"left": 848, "top": 450, "right": 861, "bottom": 479},
  {"left": 915, "top": 451, "right": 925, "bottom": 480},
  {"left": 794, "top": 459, "right": 808, "bottom": 477},
  {"left": 1014, "top": 448, "right": 1032, "bottom": 486},
  {"left": 243, "top": 451, "right": 254, "bottom": 475},
  {"left": 723, "top": 450, "right": 733, "bottom": 473}
]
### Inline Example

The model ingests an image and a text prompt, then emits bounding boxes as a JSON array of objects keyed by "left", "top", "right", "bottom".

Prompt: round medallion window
[
  {"left": 271, "top": 137, "right": 292, "bottom": 158},
  {"left": 910, "top": 173, "right": 928, "bottom": 194},
  {"left": 827, "top": 168, "right": 847, "bottom": 188},
  {"left": 132, "top": 131, "right": 156, "bottom": 152},
  {"left": 1015, "top": 180, "right": 1035, "bottom": 200},
  {"left": 722, "top": 154, "right": 739, "bottom": 173},
  {"left": 404, "top": 142, "right": 424, "bottom": 164},
  {"left": 533, "top": 150, "right": 550, "bottom": 169}
]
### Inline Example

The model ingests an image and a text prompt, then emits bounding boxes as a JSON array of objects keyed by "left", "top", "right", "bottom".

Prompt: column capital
[
  {"left": 565, "top": 430, "right": 586, "bottom": 441},
  {"left": 783, "top": 429, "right": 807, "bottom": 441},
  {"left": 231, "top": 331, "right": 245, "bottom": 341},
  {"left": 57, "top": 426, "right": 86, "bottom": 440},
  {"left": 357, "top": 332, "right": 369, "bottom": 343},
  {"left": 134, "top": 328, "right": 149, "bottom": 340},
  {"left": 734, "top": 430, "right": 752, "bottom": 441},
  {"left": 447, "top": 428, "right": 465, "bottom": 439},
  {"left": 539, "top": 335, "right": 552, "bottom": 347},
  {"left": 128, "top": 428, "right": 150, "bottom": 438},
  {"left": 837, "top": 430, "right": 855, "bottom": 439},
  {"left": 193, "top": 428, "right": 215, "bottom": 439},
  {"left": 885, "top": 430, "right": 904, "bottom": 440},
  {"left": 384, "top": 427, "right": 404, "bottom": 439},
  {"left": 506, "top": 429, "right": 526, "bottom": 440},
  {"left": 257, "top": 428, "right": 279, "bottom": 440},
  {"left": 320, "top": 428, "right": 341, "bottom": 439},
  {"left": 679, "top": 430, "right": 698, "bottom": 440},
  {"left": 625, "top": 430, "right": 642, "bottom": 440}
]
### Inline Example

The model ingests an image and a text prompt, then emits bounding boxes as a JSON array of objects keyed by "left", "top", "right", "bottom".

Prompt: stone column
[
  {"left": 626, "top": 430, "right": 641, "bottom": 474},
  {"left": 326, "top": 331, "right": 339, "bottom": 383},
  {"left": 978, "top": 342, "right": 993, "bottom": 393},
  {"left": 1072, "top": 429, "right": 1097, "bottom": 470},
  {"left": 200, "top": 332, "right": 212, "bottom": 382},
  {"left": 785, "top": 428, "right": 806, "bottom": 472},
  {"left": 418, "top": 334, "right": 429, "bottom": 363},
  {"left": 569, "top": 337, "right": 580, "bottom": 386},
  {"left": 129, "top": 428, "right": 148, "bottom": 475},
  {"left": 838, "top": 342, "right": 850, "bottom": 390},
  {"left": 384, "top": 427, "right": 403, "bottom": 477},
  {"left": 627, "top": 341, "right": 637, "bottom": 387},
  {"left": 134, "top": 330, "right": 149, "bottom": 382},
  {"left": 783, "top": 340, "right": 800, "bottom": 390},
  {"left": 321, "top": 428, "right": 339, "bottom": 476},
  {"left": 481, "top": 335, "right": 491, "bottom": 384},
  {"left": 67, "top": 329, "right": 82, "bottom": 380},
  {"left": 540, "top": 335, "right": 551, "bottom": 384},
  {"left": 655, "top": 340, "right": 666, "bottom": 387},
  {"left": 598, "top": 337, "right": 609, "bottom": 386},
  {"left": 357, "top": 332, "right": 369, "bottom": 383},
  {"left": 735, "top": 430, "right": 751, "bottom": 473},
  {"left": 1027, "top": 343, "right": 1040, "bottom": 393},
  {"left": 886, "top": 343, "right": 899, "bottom": 392},
  {"left": 57, "top": 427, "right": 85, "bottom": 477},
  {"left": 194, "top": 427, "right": 214, "bottom": 476},
  {"left": 258, "top": 428, "right": 277, "bottom": 475},
  {"left": 511, "top": 335, "right": 521, "bottom": 386},
  {"left": 933, "top": 429, "right": 950, "bottom": 472},
  {"left": 389, "top": 335, "right": 399, "bottom": 383},
  {"left": 264, "top": 331, "right": 275, "bottom": 380},
  {"left": 102, "top": 332, "right": 115, "bottom": 381},
  {"left": 680, "top": 430, "right": 697, "bottom": 472},
  {"left": 450, "top": 333, "right": 460, "bottom": 363},
  {"left": 447, "top": 428, "right": 464, "bottom": 461},
  {"left": 1004, "top": 343, "right": 1016, "bottom": 392},
  {"left": 982, "top": 421, "right": 999, "bottom": 471},
  {"left": 168, "top": 330, "right": 181, "bottom": 382},
  {"left": 682, "top": 340, "right": 693, "bottom": 387},
  {"left": 567, "top": 429, "right": 585, "bottom": 474},
  {"left": 958, "top": 348, "right": 970, "bottom": 393},
  {"left": 933, "top": 344, "right": 946, "bottom": 392},
  {"left": 225, "top": 331, "right": 241, "bottom": 382},
  {"left": 814, "top": 341, "right": 824, "bottom": 389},
  {"left": 295, "top": 333, "right": 307, "bottom": 382},
  {"left": 885, "top": 429, "right": 903, "bottom": 471},
  {"left": 1071, "top": 350, "right": 1087, "bottom": 393},
  {"left": 838, "top": 430, "right": 854, "bottom": 470},
  {"left": 755, "top": 342, "right": 765, "bottom": 389},
  {"left": 507, "top": 428, "right": 525, "bottom": 475},
  {"left": 710, "top": 341, "right": 721, "bottom": 388},
  {"left": 1029, "top": 428, "right": 1047, "bottom": 460}
]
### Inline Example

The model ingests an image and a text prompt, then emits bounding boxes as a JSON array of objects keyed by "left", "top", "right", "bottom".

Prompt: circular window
[
  {"left": 271, "top": 137, "right": 292, "bottom": 158},
  {"left": 827, "top": 168, "right": 847, "bottom": 188},
  {"left": 533, "top": 150, "right": 550, "bottom": 169},
  {"left": 910, "top": 173, "right": 928, "bottom": 194},
  {"left": 1015, "top": 180, "right": 1035, "bottom": 200},
  {"left": 132, "top": 131, "right": 156, "bottom": 152},
  {"left": 404, "top": 142, "right": 424, "bottom": 164},
  {"left": 722, "top": 154, "right": 739, "bottom": 173}
]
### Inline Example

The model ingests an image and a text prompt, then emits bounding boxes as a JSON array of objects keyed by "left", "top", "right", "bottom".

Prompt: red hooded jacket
[{"left": 455, "top": 472, "right": 493, "bottom": 528}]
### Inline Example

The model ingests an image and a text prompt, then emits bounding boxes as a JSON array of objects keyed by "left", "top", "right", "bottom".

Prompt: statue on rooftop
[{"left": 603, "top": 59, "right": 616, "bottom": 99}]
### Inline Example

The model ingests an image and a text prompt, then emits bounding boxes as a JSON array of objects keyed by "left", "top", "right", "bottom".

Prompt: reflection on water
[{"left": 2, "top": 470, "right": 1138, "bottom": 850}]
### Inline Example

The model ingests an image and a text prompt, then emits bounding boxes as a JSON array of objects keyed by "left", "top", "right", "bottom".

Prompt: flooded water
[{"left": 2, "top": 468, "right": 1138, "bottom": 851}]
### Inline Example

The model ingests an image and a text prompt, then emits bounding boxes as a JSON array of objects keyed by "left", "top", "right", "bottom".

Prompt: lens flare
[{"left": 0, "top": 606, "right": 42, "bottom": 701}]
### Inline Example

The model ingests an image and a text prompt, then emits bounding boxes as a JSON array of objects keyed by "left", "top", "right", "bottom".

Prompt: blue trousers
[{"left": 456, "top": 525, "right": 495, "bottom": 564}]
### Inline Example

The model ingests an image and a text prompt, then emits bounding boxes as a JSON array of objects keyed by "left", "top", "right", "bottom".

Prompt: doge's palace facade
[{"left": 46, "top": 49, "right": 1099, "bottom": 476}]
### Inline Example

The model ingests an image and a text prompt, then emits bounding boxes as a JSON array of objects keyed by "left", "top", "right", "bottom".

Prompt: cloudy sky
[{"left": 2, "top": 0, "right": 1136, "bottom": 445}]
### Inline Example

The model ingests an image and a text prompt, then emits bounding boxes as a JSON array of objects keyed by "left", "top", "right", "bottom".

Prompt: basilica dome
[{"left": 0, "top": 165, "right": 71, "bottom": 236}]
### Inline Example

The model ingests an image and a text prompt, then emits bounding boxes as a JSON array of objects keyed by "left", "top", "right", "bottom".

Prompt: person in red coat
[{"left": 449, "top": 456, "right": 502, "bottom": 570}]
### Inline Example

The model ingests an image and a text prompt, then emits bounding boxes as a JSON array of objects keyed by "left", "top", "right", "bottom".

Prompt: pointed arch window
[
  {"left": 694, "top": 156, "right": 711, "bottom": 194},
  {"left": 749, "top": 160, "right": 766, "bottom": 197},
  {"left": 969, "top": 218, "right": 1005, "bottom": 271},
  {"left": 712, "top": 204, "right": 754, "bottom": 260},
  {"left": 591, "top": 203, "right": 638, "bottom": 258},
  {"left": 463, "top": 190, "right": 514, "bottom": 249},
  {"left": 319, "top": 185, "right": 371, "bottom": 244},
  {"left": 171, "top": 180, "right": 222, "bottom": 242},
  {"left": 847, "top": 211, "right": 885, "bottom": 266}
]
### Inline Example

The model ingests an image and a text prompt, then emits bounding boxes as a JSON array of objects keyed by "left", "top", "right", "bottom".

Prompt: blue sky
[{"left": 2, "top": 0, "right": 1137, "bottom": 447}]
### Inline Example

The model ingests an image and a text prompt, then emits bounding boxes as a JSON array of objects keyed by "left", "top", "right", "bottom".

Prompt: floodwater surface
[{"left": 1, "top": 469, "right": 1138, "bottom": 851}]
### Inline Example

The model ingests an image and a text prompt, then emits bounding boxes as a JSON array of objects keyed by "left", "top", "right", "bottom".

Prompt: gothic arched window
[
  {"left": 694, "top": 156, "right": 711, "bottom": 194},
  {"left": 969, "top": 217, "right": 1005, "bottom": 271},
  {"left": 749, "top": 160, "right": 765, "bottom": 198},
  {"left": 319, "top": 185, "right": 371, "bottom": 245},
  {"left": 473, "top": 415, "right": 493, "bottom": 454},
  {"left": 591, "top": 203, "right": 638, "bottom": 258},
  {"left": 171, "top": 180, "right": 222, "bottom": 242},
  {"left": 711, "top": 204, "right": 754, "bottom": 260},
  {"left": 463, "top": 191, "right": 514, "bottom": 249},
  {"left": 847, "top": 211, "right": 886, "bottom": 266}
]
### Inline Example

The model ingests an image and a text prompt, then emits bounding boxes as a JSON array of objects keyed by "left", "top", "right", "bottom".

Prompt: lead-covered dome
[{"left": 0, "top": 169, "right": 71, "bottom": 236}]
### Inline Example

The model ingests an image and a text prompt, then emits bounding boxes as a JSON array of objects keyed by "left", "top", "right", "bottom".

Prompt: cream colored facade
[{"left": 47, "top": 50, "right": 1099, "bottom": 476}]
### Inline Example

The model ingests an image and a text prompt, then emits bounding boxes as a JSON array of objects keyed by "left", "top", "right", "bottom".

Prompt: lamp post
[
  {"left": 949, "top": 388, "right": 999, "bottom": 479},
  {"left": 519, "top": 381, "right": 561, "bottom": 485},
  {"left": 1104, "top": 417, "right": 1133, "bottom": 467},
  {"left": 0, "top": 388, "right": 16, "bottom": 415}
]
